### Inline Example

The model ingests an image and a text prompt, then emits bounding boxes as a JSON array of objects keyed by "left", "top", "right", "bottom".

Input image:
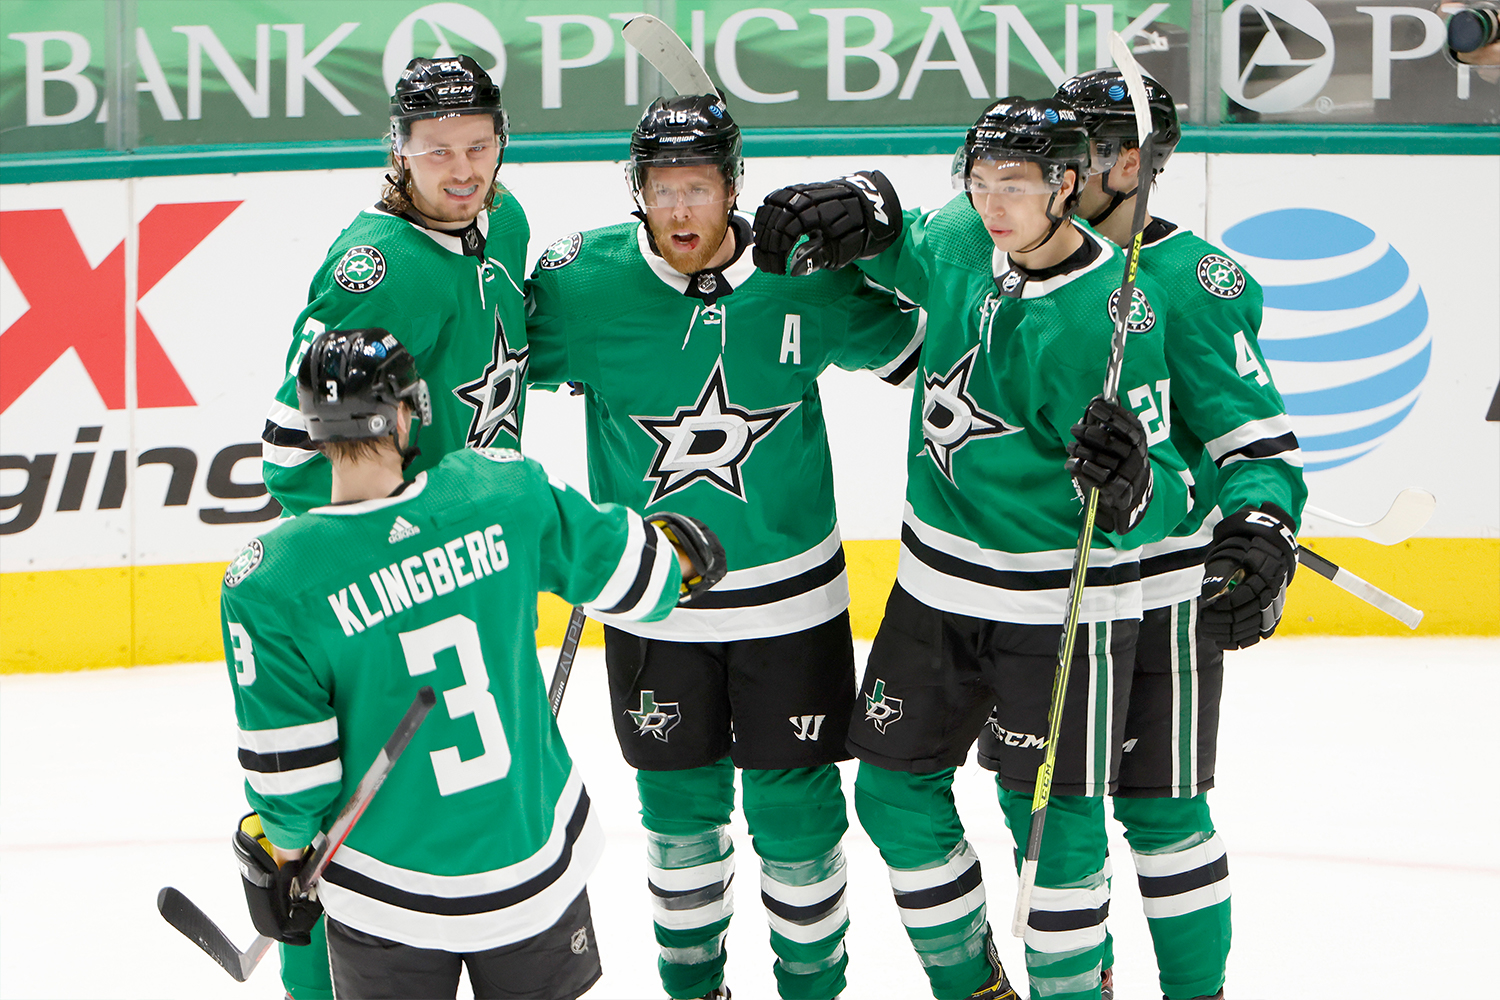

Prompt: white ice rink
[{"left": 2, "top": 637, "right": 1496, "bottom": 1000}]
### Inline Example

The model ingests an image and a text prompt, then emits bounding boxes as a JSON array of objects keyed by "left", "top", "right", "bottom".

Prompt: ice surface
[{"left": 2, "top": 637, "right": 1495, "bottom": 999}]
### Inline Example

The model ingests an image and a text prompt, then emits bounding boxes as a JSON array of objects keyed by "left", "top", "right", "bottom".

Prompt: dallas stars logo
[
  {"left": 1196, "top": 254, "right": 1246, "bottom": 299},
  {"left": 921, "top": 345, "right": 1021, "bottom": 482},
  {"left": 454, "top": 321, "right": 529, "bottom": 448},
  {"left": 863, "top": 679, "right": 903, "bottom": 734},
  {"left": 1107, "top": 287, "right": 1157, "bottom": 333},
  {"left": 632, "top": 358, "right": 798, "bottom": 504},
  {"left": 333, "top": 245, "right": 386, "bottom": 293},
  {"left": 629, "top": 690, "right": 681, "bottom": 742}
]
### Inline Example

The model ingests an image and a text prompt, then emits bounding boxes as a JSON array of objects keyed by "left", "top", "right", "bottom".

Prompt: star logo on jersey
[
  {"left": 454, "top": 321, "right": 529, "bottom": 448},
  {"left": 223, "top": 539, "right": 263, "bottom": 588},
  {"left": 334, "top": 245, "right": 386, "bottom": 293},
  {"left": 863, "top": 679, "right": 903, "bottom": 734},
  {"left": 921, "top": 345, "right": 1021, "bottom": 482},
  {"left": 629, "top": 690, "right": 681, "bottom": 742},
  {"left": 1108, "top": 287, "right": 1157, "bottom": 334},
  {"left": 1196, "top": 254, "right": 1247, "bottom": 299},
  {"left": 538, "top": 232, "right": 582, "bottom": 271},
  {"left": 632, "top": 358, "right": 798, "bottom": 504}
]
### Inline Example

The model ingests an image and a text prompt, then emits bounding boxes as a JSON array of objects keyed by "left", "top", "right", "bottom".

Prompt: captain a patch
[{"left": 334, "top": 245, "right": 386, "bottom": 293}]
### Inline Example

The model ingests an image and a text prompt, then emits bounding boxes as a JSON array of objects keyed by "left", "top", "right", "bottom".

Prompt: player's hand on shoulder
[
  {"left": 1065, "top": 395, "right": 1154, "bottom": 535},
  {"left": 232, "top": 812, "right": 324, "bottom": 945},
  {"left": 647, "top": 512, "right": 727, "bottom": 604},
  {"left": 1200, "top": 503, "right": 1298, "bottom": 650},
  {"left": 752, "top": 170, "right": 901, "bottom": 276}
]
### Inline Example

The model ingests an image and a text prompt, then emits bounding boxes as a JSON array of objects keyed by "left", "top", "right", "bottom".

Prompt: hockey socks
[
  {"left": 743, "top": 765, "right": 851, "bottom": 1000},
  {"left": 853, "top": 764, "right": 995, "bottom": 1000},
  {"left": 1112, "top": 794, "right": 1230, "bottom": 1000},
  {"left": 277, "top": 916, "right": 334, "bottom": 1000},
  {"left": 998, "top": 786, "right": 1111, "bottom": 1000},
  {"left": 640, "top": 764, "right": 736, "bottom": 999}
]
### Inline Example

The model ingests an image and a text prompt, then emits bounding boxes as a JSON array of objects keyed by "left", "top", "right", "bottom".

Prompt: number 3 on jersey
[{"left": 401, "top": 614, "right": 511, "bottom": 796}]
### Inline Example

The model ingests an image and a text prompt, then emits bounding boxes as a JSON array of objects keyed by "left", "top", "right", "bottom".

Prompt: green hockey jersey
[
  {"left": 262, "top": 194, "right": 531, "bottom": 516},
  {"left": 856, "top": 197, "right": 1190, "bottom": 625},
  {"left": 524, "top": 217, "right": 922, "bottom": 641},
  {"left": 1130, "top": 220, "right": 1307, "bottom": 609},
  {"left": 221, "top": 448, "right": 682, "bottom": 951}
]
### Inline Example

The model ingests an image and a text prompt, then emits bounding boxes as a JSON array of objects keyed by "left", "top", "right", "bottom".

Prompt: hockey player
[
  {"left": 992, "top": 70, "right": 1303, "bottom": 1000},
  {"left": 524, "top": 93, "right": 922, "bottom": 1000},
  {"left": 224, "top": 328, "right": 724, "bottom": 1000},
  {"left": 262, "top": 56, "right": 530, "bottom": 518},
  {"left": 753, "top": 100, "right": 1193, "bottom": 1000}
]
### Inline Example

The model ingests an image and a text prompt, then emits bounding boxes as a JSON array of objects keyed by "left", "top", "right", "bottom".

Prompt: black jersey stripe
[
  {"left": 237, "top": 740, "right": 340, "bottom": 774},
  {"left": 893, "top": 857, "right": 983, "bottom": 912},
  {"left": 262, "top": 419, "right": 314, "bottom": 450},
  {"left": 1138, "top": 544, "right": 1209, "bottom": 580},
  {"left": 761, "top": 884, "right": 846, "bottom": 923},
  {"left": 902, "top": 526, "right": 1141, "bottom": 592},
  {"left": 1215, "top": 432, "right": 1300, "bottom": 467},
  {"left": 599, "top": 528, "right": 660, "bottom": 616},
  {"left": 682, "top": 547, "right": 846, "bottom": 610},
  {"left": 1137, "top": 853, "right": 1230, "bottom": 898},
  {"left": 882, "top": 344, "right": 923, "bottom": 387},
  {"left": 1026, "top": 899, "right": 1110, "bottom": 932},
  {"left": 322, "top": 790, "right": 591, "bottom": 916}
]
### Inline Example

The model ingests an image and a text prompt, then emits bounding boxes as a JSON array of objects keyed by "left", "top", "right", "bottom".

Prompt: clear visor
[
  {"left": 952, "top": 154, "right": 1060, "bottom": 197},
  {"left": 399, "top": 379, "right": 434, "bottom": 427},
  {"left": 627, "top": 158, "right": 738, "bottom": 207},
  {"left": 397, "top": 136, "right": 504, "bottom": 164},
  {"left": 1089, "top": 138, "right": 1122, "bottom": 175}
]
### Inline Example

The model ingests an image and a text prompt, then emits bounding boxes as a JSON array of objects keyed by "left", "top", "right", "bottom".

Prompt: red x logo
[{"left": 0, "top": 201, "right": 242, "bottom": 413}]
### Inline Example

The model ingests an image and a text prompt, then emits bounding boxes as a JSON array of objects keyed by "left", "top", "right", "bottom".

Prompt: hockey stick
[
  {"left": 1297, "top": 546, "right": 1423, "bottom": 628},
  {"left": 622, "top": 15, "right": 715, "bottom": 96},
  {"left": 158, "top": 685, "right": 437, "bottom": 980},
  {"left": 1302, "top": 488, "right": 1436, "bottom": 546},
  {"left": 548, "top": 605, "right": 588, "bottom": 717},
  {"left": 1013, "top": 32, "right": 1157, "bottom": 940}
]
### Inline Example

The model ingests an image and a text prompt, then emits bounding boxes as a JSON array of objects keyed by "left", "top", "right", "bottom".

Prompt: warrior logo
[
  {"left": 538, "top": 232, "right": 583, "bottom": 270},
  {"left": 629, "top": 690, "right": 681, "bottom": 742},
  {"left": 789, "top": 715, "right": 826, "bottom": 741},
  {"left": 334, "top": 246, "right": 386, "bottom": 293},
  {"left": 921, "top": 345, "right": 1022, "bottom": 482},
  {"left": 223, "top": 539, "right": 263, "bottom": 588},
  {"left": 454, "top": 321, "right": 528, "bottom": 448},
  {"left": 1196, "top": 254, "right": 1246, "bottom": 299},
  {"left": 633, "top": 358, "right": 798, "bottom": 503},
  {"left": 863, "top": 679, "right": 903, "bottom": 734},
  {"left": 1108, "top": 286, "right": 1157, "bottom": 334}
]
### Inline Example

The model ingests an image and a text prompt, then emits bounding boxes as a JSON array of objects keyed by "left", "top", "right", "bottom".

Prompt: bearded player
[{"left": 525, "top": 93, "right": 921, "bottom": 1000}]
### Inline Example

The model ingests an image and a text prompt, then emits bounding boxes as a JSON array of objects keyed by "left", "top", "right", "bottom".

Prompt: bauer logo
[{"left": 1221, "top": 208, "right": 1430, "bottom": 472}]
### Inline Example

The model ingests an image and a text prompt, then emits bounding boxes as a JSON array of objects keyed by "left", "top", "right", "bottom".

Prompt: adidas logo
[{"left": 388, "top": 516, "right": 420, "bottom": 543}]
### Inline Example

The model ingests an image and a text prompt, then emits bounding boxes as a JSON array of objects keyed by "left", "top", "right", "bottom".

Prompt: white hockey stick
[
  {"left": 1301, "top": 489, "right": 1435, "bottom": 546},
  {"left": 621, "top": 15, "right": 715, "bottom": 96}
]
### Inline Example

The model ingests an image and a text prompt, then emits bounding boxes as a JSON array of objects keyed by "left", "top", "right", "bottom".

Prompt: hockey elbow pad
[
  {"left": 1200, "top": 503, "right": 1298, "bottom": 650},
  {"left": 648, "top": 512, "right": 727, "bottom": 605},
  {"left": 751, "top": 170, "right": 901, "bottom": 276},
  {"left": 233, "top": 812, "right": 323, "bottom": 945},
  {"left": 1065, "top": 396, "right": 1154, "bottom": 535}
]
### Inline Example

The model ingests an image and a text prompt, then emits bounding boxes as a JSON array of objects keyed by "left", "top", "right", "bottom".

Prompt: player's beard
[{"left": 649, "top": 209, "right": 733, "bottom": 275}]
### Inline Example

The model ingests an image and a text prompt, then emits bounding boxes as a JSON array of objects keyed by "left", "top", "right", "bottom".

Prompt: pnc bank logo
[
  {"left": 1222, "top": 0, "right": 1335, "bottom": 114},
  {"left": 0, "top": 201, "right": 241, "bottom": 414}
]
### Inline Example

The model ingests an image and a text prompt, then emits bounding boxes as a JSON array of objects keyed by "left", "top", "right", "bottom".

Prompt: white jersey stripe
[
  {"left": 238, "top": 717, "right": 338, "bottom": 753},
  {"left": 244, "top": 760, "right": 341, "bottom": 796},
  {"left": 1203, "top": 414, "right": 1299, "bottom": 463}
]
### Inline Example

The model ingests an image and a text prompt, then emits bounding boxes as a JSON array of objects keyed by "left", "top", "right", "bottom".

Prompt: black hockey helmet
[
  {"left": 955, "top": 99, "right": 1091, "bottom": 225},
  {"left": 296, "top": 329, "right": 432, "bottom": 444},
  {"left": 627, "top": 93, "right": 743, "bottom": 201},
  {"left": 389, "top": 56, "right": 508, "bottom": 157},
  {"left": 1055, "top": 69, "right": 1180, "bottom": 175}
]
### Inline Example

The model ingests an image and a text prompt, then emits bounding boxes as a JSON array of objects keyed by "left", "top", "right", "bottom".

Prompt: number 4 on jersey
[{"left": 1234, "top": 330, "right": 1270, "bottom": 386}]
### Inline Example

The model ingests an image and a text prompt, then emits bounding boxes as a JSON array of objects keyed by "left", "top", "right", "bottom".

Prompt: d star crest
[
  {"left": 632, "top": 358, "right": 798, "bottom": 503},
  {"left": 629, "top": 690, "right": 681, "bottom": 742},
  {"left": 453, "top": 321, "right": 529, "bottom": 448},
  {"left": 921, "top": 345, "right": 1022, "bottom": 482}
]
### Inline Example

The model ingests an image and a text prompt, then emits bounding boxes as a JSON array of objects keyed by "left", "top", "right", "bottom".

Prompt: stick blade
[
  {"left": 1368, "top": 488, "right": 1436, "bottom": 546},
  {"left": 157, "top": 886, "right": 270, "bottom": 982},
  {"left": 1109, "top": 32, "right": 1153, "bottom": 148},
  {"left": 622, "top": 15, "right": 716, "bottom": 96}
]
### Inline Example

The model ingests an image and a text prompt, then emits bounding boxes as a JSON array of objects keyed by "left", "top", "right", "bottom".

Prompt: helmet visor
[
  {"left": 952, "top": 153, "right": 1061, "bottom": 197},
  {"left": 628, "top": 156, "right": 739, "bottom": 203},
  {"left": 397, "top": 134, "right": 504, "bottom": 165}
]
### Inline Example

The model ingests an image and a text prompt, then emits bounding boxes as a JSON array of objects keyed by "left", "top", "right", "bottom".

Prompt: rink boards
[{"left": 2, "top": 153, "right": 1497, "bottom": 670}]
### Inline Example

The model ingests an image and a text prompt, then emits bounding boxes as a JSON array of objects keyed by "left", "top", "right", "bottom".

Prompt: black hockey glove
[
  {"left": 752, "top": 170, "right": 901, "bottom": 276},
  {"left": 648, "top": 511, "right": 727, "bottom": 605},
  {"left": 1200, "top": 503, "right": 1299, "bottom": 650},
  {"left": 233, "top": 812, "right": 323, "bottom": 945},
  {"left": 1065, "top": 396, "right": 1154, "bottom": 535}
]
